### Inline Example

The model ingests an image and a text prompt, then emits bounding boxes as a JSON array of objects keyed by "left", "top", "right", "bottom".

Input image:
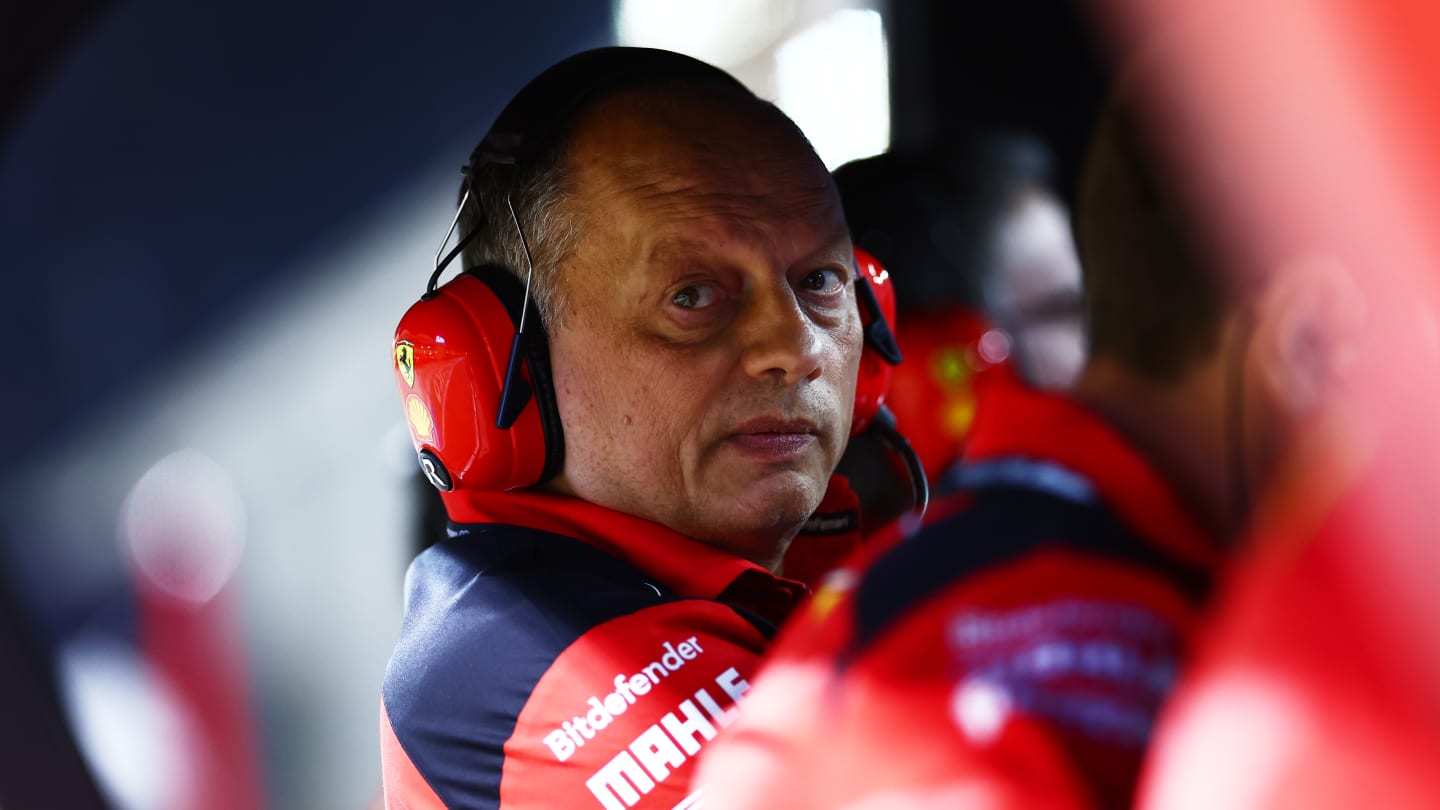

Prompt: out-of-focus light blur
[
  {"left": 0, "top": 4, "right": 614, "bottom": 807},
  {"left": 120, "top": 450, "right": 246, "bottom": 607},
  {"left": 950, "top": 677, "right": 1011, "bottom": 745},
  {"left": 7, "top": 176, "right": 469, "bottom": 808},
  {"left": 775, "top": 9, "right": 891, "bottom": 169},
  {"left": 58, "top": 635, "right": 196, "bottom": 810},
  {"left": 977, "top": 330, "right": 1013, "bottom": 367},
  {"left": 614, "top": 0, "right": 891, "bottom": 170},
  {"left": 1095, "top": 0, "right": 1440, "bottom": 804},
  {"left": 986, "top": 189, "right": 1085, "bottom": 390},
  {"left": 615, "top": 0, "right": 793, "bottom": 68}
]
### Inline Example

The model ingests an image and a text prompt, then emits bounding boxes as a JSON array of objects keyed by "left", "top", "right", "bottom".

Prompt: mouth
[{"left": 727, "top": 417, "right": 821, "bottom": 461}]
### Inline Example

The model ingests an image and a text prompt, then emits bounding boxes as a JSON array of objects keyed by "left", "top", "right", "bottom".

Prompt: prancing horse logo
[{"left": 395, "top": 341, "right": 416, "bottom": 387}]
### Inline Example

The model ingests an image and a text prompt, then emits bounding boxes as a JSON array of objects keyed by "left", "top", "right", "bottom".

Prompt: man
[
  {"left": 835, "top": 143, "right": 1086, "bottom": 394},
  {"left": 696, "top": 87, "right": 1351, "bottom": 808},
  {"left": 830, "top": 145, "right": 1086, "bottom": 536},
  {"left": 379, "top": 48, "right": 869, "bottom": 809}
]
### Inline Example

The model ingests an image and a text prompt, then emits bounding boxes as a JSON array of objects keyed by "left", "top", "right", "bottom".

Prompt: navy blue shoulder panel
[
  {"left": 383, "top": 524, "right": 683, "bottom": 810},
  {"left": 849, "top": 485, "right": 1212, "bottom": 659}
]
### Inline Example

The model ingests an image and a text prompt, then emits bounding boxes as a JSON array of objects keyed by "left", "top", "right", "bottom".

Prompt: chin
[
  {"left": 726, "top": 477, "right": 824, "bottom": 536},
  {"left": 678, "top": 463, "right": 829, "bottom": 551}
]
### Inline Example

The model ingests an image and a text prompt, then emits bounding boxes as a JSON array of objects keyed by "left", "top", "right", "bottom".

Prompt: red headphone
[
  {"left": 391, "top": 48, "right": 904, "bottom": 495},
  {"left": 393, "top": 266, "right": 558, "bottom": 492},
  {"left": 851, "top": 246, "right": 900, "bottom": 434}
]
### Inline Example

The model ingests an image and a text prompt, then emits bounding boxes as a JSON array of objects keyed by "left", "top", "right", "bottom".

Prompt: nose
[{"left": 739, "top": 282, "right": 825, "bottom": 384}]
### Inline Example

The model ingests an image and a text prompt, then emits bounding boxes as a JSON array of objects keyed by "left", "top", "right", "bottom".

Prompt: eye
[
  {"left": 800, "top": 268, "right": 846, "bottom": 295},
  {"left": 671, "top": 283, "right": 718, "bottom": 309}
]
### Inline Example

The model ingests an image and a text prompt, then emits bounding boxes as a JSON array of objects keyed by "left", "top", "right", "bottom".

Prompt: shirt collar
[
  {"left": 964, "top": 381, "right": 1222, "bottom": 570},
  {"left": 440, "top": 488, "right": 834, "bottom": 619}
]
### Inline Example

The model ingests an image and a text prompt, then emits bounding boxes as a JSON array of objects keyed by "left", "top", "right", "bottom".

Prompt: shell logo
[{"left": 406, "top": 394, "right": 435, "bottom": 442}]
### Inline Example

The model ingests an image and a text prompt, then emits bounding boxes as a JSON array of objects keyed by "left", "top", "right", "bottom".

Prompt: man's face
[
  {"left": 988, "top": 188, "right": 1087, "bottom": 390},
  {"left": 543, "top": 88, "right": 862, "bottom": 568}
]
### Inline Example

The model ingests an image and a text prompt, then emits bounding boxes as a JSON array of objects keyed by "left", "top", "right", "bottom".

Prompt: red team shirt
[
  {"left": 697, "top": 384, "right": 1221, "bottom": 809},
  {"left": 380, "top": 481, "right": 861, "bottom": 810},
  {"left": 1138, "top": 421, "right": 1440, "bottom": 809}
]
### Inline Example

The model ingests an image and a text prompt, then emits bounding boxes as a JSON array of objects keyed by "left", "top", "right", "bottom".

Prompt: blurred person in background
[
  {"left": 830, "top": 143, "right": 1087, "bottom": 537},
  {"left": 1125, "top": 13, "right": 1440, "bottom": 806},
  {"left": 695, "top": 79, "right": 1351, "bottom": 807},
  {"left": 834, "top": 142, "right": 1086, "bottom": 394},
  {"left": 379, "top": 47, "right": 888, "bottom": 810},
  {"left": 1136, "top": 425, "right": 1440, "bottom": 810}
]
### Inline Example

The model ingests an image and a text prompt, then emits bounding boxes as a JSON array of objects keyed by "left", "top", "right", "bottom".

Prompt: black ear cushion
[
  {"left": 470, "top": 266, "right": 566, "bottom": 484},
  {"left": 855, "top": 274, "right": 904, "bottom": 365}
]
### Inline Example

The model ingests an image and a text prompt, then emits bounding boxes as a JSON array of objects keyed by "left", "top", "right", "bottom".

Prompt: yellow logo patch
[
  {"left": 929, "top": 346, "right": 972, "bottom": 391},
  {"left": 405, "top": 393, "right": 435, "bottom": 442},
  {"left": 395, "top": 341, "right": 416, "bottom": 387},
  {"left": 807, "top": 569, "right": 858, "bottom": 622}
]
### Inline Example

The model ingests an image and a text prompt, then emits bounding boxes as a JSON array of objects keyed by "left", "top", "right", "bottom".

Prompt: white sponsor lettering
[
  {"left": 629, "top": 725, "right": 687, "bottom": 782},
  {"left": 543, "top": 729, "right": 575, "bottom": 761},
  {"left": 585, "top": 751, "right": 655, "bottom": 810},
  {"left": 660, "top": 698, "right": 717, "bottom": 754},
  {"left": 585, "top": 668, "right": 745, "bottom": 810},
  {"left": 543, "top": 637, "right": 705, "bottom": 761},
  {"left": 716, "top": 666, "right": 750, "bottom": 704}
]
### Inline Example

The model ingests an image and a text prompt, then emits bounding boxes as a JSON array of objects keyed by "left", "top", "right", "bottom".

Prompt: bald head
[
  {"left": 558, "top": 84, "right": 840, "bottom": 301},
  {"left": 571, "top": 82, "right": 828, "bottom": 181}
]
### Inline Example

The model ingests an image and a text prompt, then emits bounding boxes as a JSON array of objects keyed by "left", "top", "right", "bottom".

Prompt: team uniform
[
  {"left": 1138, "top": 426, "right": 1440, "bottom": 809},
  {"left": 696, "top": 384, "right": 1220, "bottom": 809},
  {"left": 380, "top": 482, "right": 861, "bottom": 810}
]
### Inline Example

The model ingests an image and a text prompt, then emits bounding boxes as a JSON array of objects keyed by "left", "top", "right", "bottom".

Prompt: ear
[{"left": 1249, "top": 257, "right": 1365, "bottom": 417}]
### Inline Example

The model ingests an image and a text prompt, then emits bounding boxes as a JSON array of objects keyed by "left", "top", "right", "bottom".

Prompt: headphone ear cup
[
  {"left": 851, "top": 247, "right": 900, "bottom": 436},
  {"left": 393, "top": 269, "right": 562, "bottom": 492}
]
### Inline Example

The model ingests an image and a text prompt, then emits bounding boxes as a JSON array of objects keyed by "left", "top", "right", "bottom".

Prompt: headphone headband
[{"left": 468, "top": 47, "right": 755, "bottom": 173}]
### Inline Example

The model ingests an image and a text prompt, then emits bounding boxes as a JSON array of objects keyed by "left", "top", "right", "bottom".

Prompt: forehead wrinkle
[
  {"left": 638, "top": 204, "right": 844, "bottom": 273},
  {"left": 592, "top": 122, "right": 837, "bottom": 213},
  {"left": 612, "top": 155, "right": 835, "bottom": 212},
  {"left": 620, "top": 177, "right": 846, "bottom": 264}
]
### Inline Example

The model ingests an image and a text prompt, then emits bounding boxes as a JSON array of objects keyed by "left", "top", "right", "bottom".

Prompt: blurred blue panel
[{"left": 0, "top": 0, "right": 611, "bottom": 470}]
